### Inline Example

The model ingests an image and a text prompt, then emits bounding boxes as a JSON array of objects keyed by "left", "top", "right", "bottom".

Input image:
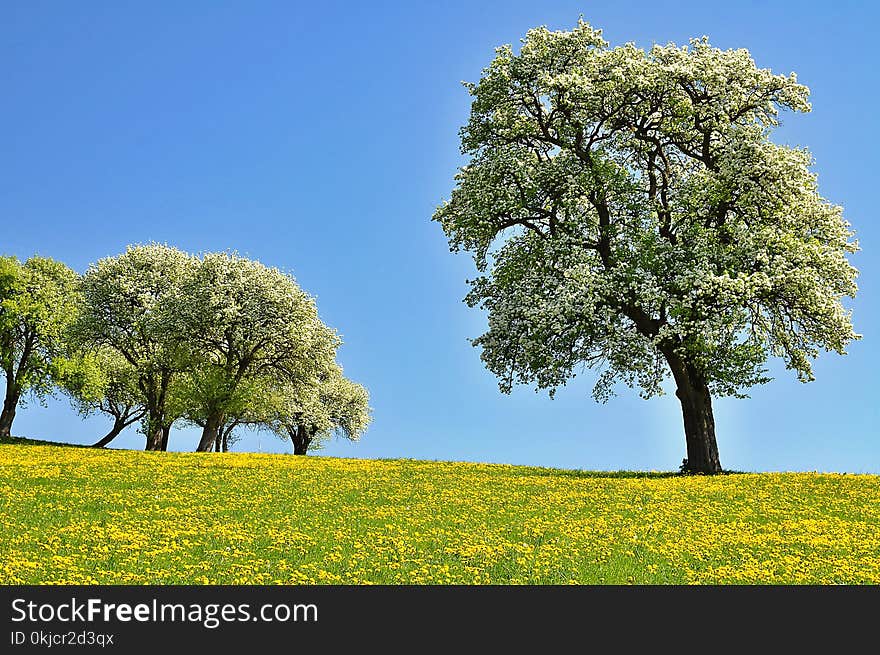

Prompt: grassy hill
[{"left": 1, "top": 439, "right": 878, "bottom": 584}]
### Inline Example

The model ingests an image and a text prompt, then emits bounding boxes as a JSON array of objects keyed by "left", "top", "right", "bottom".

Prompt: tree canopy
[
  {"left": 0, "top": 256, "right": 81, "bottom": 438},
  {"left": 168, "top": 252, "right": 341, "bottom": 451},
  {"left": 271, "top": 365, "right": 371, "bottom": 455},
  {"left": 434, "top": 21, "right": 859, "bottom": 473},
  {"left": 61, "top": 348, "right": 145, "bottom": 448},
  {"left": 45, "top": 244, "right": 372, "bottom": 454},
  {"left": 75, "top": 244, "right": 196, "bottom": 450}
]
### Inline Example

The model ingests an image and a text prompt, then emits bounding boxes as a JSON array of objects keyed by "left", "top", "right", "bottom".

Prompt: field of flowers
[{"left": 1, "top": 441, "right": 878, "bottom": 584}]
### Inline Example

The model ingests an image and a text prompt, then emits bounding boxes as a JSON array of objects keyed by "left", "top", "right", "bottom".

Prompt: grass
[{"left": 1, "top": 439, "right": 878, "bottom": 584}]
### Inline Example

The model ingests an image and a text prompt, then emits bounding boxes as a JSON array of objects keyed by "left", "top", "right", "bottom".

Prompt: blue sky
[{"left": 2, "top": 1, "right": 877, "bottom": 472}]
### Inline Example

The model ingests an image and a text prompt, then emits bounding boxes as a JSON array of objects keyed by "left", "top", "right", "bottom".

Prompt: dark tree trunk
[
  {"left": 663, "top": 350, "right": 722, "bottom": 475},
  {"left": 145, "top": 424, "right": 164, "bottom": 451},
  {"left": 288, "top": 425, "right": 311, "bottom": 455},
  {"left": 142, "top": 370, "right": 173, "bottom": 451},
  {"left": 675, "top": 381, "right": 721, "bottom": 474},
  {"left": 214, "top": 431, "right": 222, "bottom": 452},
  {"left": 0, "top": 382, "right": 19, "bottom": 439},
  {"left": 197, "top": 411, "right": 223, "bottom": 452},
  {"left": 143, "top": 381, "right": 166, "bottom": 451},
  {"left": 92, "top": 419, "right": 126, "bottom": 448}
]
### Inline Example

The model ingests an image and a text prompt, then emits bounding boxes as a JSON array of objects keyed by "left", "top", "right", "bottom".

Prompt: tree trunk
[
  {"left": 145, "top": 424, "right": 164, "bottom": 451},
  {"left": 92, "top": 419, "right": 125, "bottom": 448},
  {"left": 197, "top": 411, "right": 223, "bottom": 452},
  {"left": 288, "top": 425, "right": 310, "bottom": 455},
  {"left": 160, "top": 424, "right": 171, "bottom": 451},
  {"left": 214, "top": 431, "right": 222, "bottom": 452},
  {"left": 143, "top": 384, "right": 166, "bottom": 451},
  {"left": 664, "top": 351, "right": 722, "bottom": 475},
  {"left": 0, "top": 382, "right": 19, "bottom": 439}
]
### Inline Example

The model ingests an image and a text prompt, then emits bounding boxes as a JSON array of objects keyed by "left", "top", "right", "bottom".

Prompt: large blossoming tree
[
  {"left": 76, "top": 244, "right": 196, "bottom": 451},
  {"left": 434, "top": 21, "right": 859, "bottom": 473},
  {"left": 168, "top": 252, "right": 341, "bottom": 452}
]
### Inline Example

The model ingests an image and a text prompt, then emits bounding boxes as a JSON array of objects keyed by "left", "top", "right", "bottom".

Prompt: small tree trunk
[
  {"left": 664, "top": 350, "right": 722, "bottom": 475},
  {"left": 160, "top": 424, "right": 171, "bottom": 451},
  {"left": 0, "top": 382, "right": 19, "bottom": 439},
  {"left": 214, "top": 431, "right": 222, "bottom": 452},
  {"left": 197, "top": 411, "right": 223, "bottom": 452},
  {"left": 92, "top": 419, "right": 125, "bottom": 448}
]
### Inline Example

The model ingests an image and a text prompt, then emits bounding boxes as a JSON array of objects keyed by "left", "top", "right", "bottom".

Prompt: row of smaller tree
[{"left": 0, "top": 245, "right": 370, "bottom": 454}]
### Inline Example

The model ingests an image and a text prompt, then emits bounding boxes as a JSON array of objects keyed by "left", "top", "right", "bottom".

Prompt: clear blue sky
[{"left": 2, "top": 1, "right": 877, "bottom": 472}]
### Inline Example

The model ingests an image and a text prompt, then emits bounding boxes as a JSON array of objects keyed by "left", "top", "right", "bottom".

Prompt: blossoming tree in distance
[{"left": 434, "top": 21, "right": 859, "bottom": 473}]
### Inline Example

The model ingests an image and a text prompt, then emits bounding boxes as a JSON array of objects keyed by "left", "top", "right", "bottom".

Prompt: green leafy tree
[
  {"left": 0, "top": 256, "right": 81, "bottom": 439},
  {"left": 76, "top": 244, "right": 195, "bottom": 451},
  {"left": 209, "top": 378, "right": 283, "bottom": 453},
  {"left": 434, "top": 22, "right": 859, "bottom": 473},
  {"left": 62, "top": 349, "right": 146, "bottom": 448},
  {"left": 168, "top": 252, "right": 341, "bottom": 452},
  {"left": 171, "top": 369, "right": 284, "bottom": 452},
  {"left": 272, "top": 366, "right": 371, "bottom": 455}
]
